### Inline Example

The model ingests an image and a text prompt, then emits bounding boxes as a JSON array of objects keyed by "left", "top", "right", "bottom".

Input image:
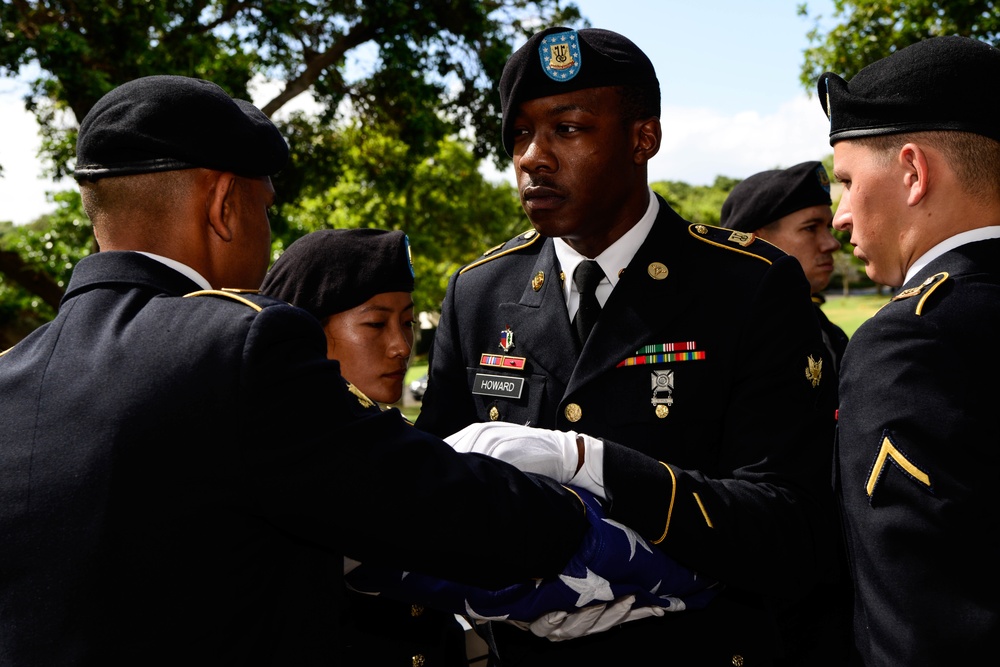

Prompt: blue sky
[{"left": 0, "top": 0, "right": 839, "bottom": 224}]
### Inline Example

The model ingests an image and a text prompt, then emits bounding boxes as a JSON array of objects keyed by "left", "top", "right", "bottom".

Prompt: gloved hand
[
  {"left": 520, "top": 595, "right": 666, "bottom": 641},
  {"left": 445, "top": 422, "right": 604, "bottom": 498}
]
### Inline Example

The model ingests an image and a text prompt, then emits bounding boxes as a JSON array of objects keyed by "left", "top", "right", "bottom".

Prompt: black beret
[
  {"left": 720, "top": 161, "right": 832, "bottom": 233},
  {"left": 499, "top": 27, "right": 659, "bottom": 156},
  {"left": 819, "top": 36, "right": 1000, "bottom": 145},
  {"left": 75, "top": 75, "right": 288, "bottom": 181},
  {"left": 259, "top": 229, "right": 415, "bottom": 321}
]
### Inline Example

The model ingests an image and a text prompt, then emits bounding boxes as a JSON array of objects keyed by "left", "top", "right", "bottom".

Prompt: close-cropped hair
[
  {"left": 618, "top": 83, "right": 660, "bottom": 126},
  {"left": 80, "top": 170, "right": 201, "bottom": 240},
  {"left": 855, "top": 131, "right": 1000, "bottom": 204}
]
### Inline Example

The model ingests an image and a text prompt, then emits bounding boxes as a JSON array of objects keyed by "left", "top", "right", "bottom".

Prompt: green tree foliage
[
  {"left": 651, "top": 176, "right": 741, "bottom": 226},
  {"left": 0, "top": 0, "right": 582, "bottom": 177},
  {"left": 799, "top": 0, "right": 1000, "bottom": 89},
  {"left": 0, "top": 120, "right": 526, "bottom": 342},
  {"left": 0, "top": 191, "right": 92, "bottom": 347},
  {"left": 278, "top": 120, "right": 526, "bottom": 315},
  {"left": 0, "top": 0, "right": 584, "bottom": 343}
]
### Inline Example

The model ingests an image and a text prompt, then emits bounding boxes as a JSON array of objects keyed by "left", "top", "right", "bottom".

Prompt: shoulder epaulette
[
  {"left": 687, "top": 224, "right": 784, "bottom": 264},
  {"left": 459, "top": 229, "right": 542, "bottom": 275},
  {"left": 182, "top": 288, "right": 269, "bottom": 312},
  {"left": 346, "top": 381, "right": 377, "bottom": 409},
  {"left": 0, "top": 346, "right": 11, "bottom": 358},
  {"left": 890, "top": 272, "right": 949, "bottom": 316}
]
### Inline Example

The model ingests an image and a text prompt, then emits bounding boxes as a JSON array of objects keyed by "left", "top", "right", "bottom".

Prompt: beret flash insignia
[
  {"left": 540, "top": 31, "right": 581, "bottom": 81},
  {"left": 817, "top": 164, "right": 831, "bottom": 192}
]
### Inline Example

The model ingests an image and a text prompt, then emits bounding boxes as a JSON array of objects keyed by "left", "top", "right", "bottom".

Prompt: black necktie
[{"left": 573, "top": 260, "right": 604, "bottom": 346}]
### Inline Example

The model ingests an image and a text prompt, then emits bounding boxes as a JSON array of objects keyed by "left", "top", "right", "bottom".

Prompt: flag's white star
[
  {"left": 602, "top": 517, "right": 653, "bottom": 560},
  {"left": 660, "top": 596, "right": 686, "bottom": 611},
  {"left": 559, "top": 567, "right": 615, "bottom": 607}
]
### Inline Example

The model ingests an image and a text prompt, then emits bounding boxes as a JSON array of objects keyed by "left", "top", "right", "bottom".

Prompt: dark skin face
[
  {"left": 511, "top": 86, "right": 661, "bottom": 258},
  {"left": 226, "top": 175, "right": 275, "bottom": 288}
]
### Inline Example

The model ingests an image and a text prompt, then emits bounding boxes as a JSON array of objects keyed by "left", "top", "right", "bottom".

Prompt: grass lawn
[{"left": 819, "top": 293, "right": 889, "bottom": 338}]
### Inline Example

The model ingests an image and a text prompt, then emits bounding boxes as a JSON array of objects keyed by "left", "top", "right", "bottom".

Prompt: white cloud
[
  {"left": 652, "top": 94, "right": 833, "bottom": 185},
  {"left": 0, "top": 79, "right": 60, "bottom": 225}
]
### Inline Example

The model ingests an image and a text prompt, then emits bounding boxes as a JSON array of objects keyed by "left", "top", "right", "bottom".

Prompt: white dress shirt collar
[
  {"left": 554, "top": 188, "right": 659, "bottom": 316},
  {"left": 136, "top": 251, "right": 213, "bottom": 291},
  {"left": 904, "top": 226, "right": 1000, "bottom": 285}
]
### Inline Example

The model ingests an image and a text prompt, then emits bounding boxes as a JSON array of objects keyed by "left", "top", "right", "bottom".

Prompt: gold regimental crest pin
[
  {"left": 805, "top": 355, "right": 823, "bottom": 388},
  {"left": 532, "top": 271, "right": 545, "bottom": 291}
]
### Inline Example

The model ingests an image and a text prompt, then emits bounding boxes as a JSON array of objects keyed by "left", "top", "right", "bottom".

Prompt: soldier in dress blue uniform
[
  {"left": 417, "top": 27, "right": 841, "bottom": 666},
  {"left": 261, "top": 228, "right": 469, "bottom": 667},
  {"left": 721, "top": 161, "right": 850, "bottom": 371},
  {"left": 720, "top": 163, "right": 853, "bottom": 663},
  {"left": 820, "top": 36, "right": 1000, "bottom": 665},
  {"left": 0, "top": 75, "right": 597, "bottom": 665}
]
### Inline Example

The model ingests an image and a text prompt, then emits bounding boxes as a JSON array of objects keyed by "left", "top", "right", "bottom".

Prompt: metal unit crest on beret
[{"left": 539, "top": 30, "right": 582, "bottom": 81}]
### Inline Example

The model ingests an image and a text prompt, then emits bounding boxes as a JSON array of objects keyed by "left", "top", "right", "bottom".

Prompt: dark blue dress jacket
[
  {"left": 418, "top": 198, "right": 841, "bottom": 666},
  {"left": 0, "top": 251, "right": 587, "bottom": 665}
]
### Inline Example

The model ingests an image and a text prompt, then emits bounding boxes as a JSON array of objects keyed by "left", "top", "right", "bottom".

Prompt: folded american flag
[{"left": 345, "top": 487, "right": 720, "bottom": 633}]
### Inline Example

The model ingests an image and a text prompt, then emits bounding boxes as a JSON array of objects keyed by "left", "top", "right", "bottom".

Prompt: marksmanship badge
[
  {"left": 651, "top": 369, "right": 674, "bottom": 417},
  {"left": 539, "top": 31, "right": 581, "bottom": 81}
]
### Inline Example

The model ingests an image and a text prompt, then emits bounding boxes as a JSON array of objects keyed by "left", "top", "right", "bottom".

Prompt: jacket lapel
[
  {"left": 567, "top": 202, "right": 697, "bottom": 394},
  {"left": 496, "top": 240, "right": 577, "bottom": 388}
]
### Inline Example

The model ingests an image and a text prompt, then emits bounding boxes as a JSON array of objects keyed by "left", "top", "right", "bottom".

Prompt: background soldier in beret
[
  {"left": 820, "top": 35, "right": 1000, "bottom": 665},
  {"left": 721, "top": 161, "right": 849, "bottom": 371},
  {"left": 262, "top": 228, "right": 418, "bottom": 407},
  {"left": 0, "top": 75, "right": 600, "bottom": 665},
  {"left": 261, "top": 228, "right": 469, "bottom": 666},
  {"left": 417, "top": 27, "right": 840, "bottom": 666},
  {"left": 721, "top": 163, "right": 853, "bottom": 664}
]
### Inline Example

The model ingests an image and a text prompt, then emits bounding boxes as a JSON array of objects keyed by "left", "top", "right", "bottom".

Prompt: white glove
[
  {"left": 520, "top": 595, "right": 666, "bottom": 641},
  {"left": 445, "top": 422, "right": 604, "bottom": 498}
]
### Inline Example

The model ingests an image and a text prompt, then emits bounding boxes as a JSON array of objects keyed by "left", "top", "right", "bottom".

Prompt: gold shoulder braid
[
  {"left": 890, "top": 272, "right": 949, "bottom": 316},
  {"left": 460, "top": 229, "right": 542, "bottom": 274},
  {"left": 347, "top": 382, "right": 377, "bottom": 409},
  {"left": 182, "top": 289, "right": 265, "bottom": 312},
  {"left": 688, "top": 223, "right": 783, "bottom": 265}
]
